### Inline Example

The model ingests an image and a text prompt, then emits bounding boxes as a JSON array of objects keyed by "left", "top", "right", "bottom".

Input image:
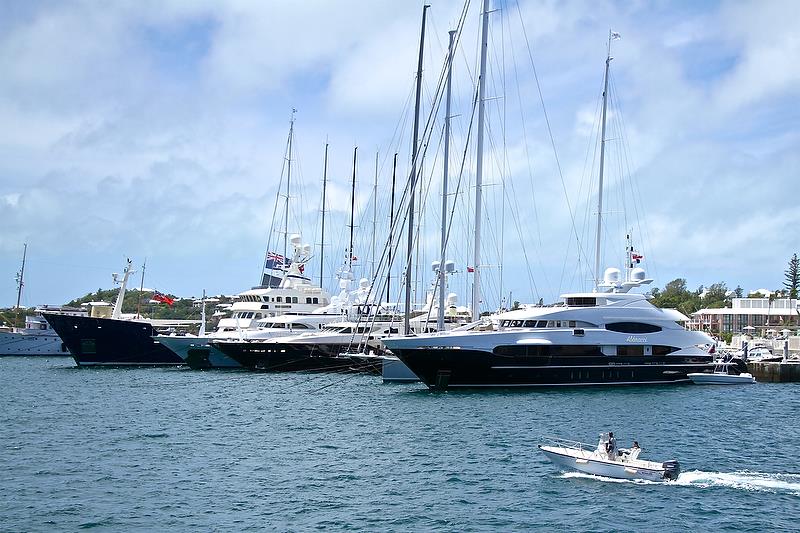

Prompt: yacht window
[
  {"left": 293, "top": 297, "right": 299, "bottom": 304},
  {"left": 653, "top": 345, "right": 679, "bottom": 355},
  {"left": 569, "top": 321, "right": 576, "bottom": 328},
  {"left": 355, "top": 327, "right": 371, "bottom": 334},
  {"left": 606, "top": 322, "right": 662, "bottom": 334},
  {"left": 511, "top": 320, "right": 524, "bottom": 327},
  {"left": 306, "top": 298, "right": 312, "bottom": 304},
  {"left": 289, "top": 323, "right": 310, "bottom": 330},
  {"left": 501, "top": 320, "right": 510, "bottom": 327},
  {"left": 261, "top": 296, "right": 267, "bottom": 302},
  {"left": 536, "top": 321, "right": 547, "bottom": 328},
  {"left": 617, "top": 345, "right": 644, "bottom": 356},
  {"left": 276, "top": 297, "right": 282, "bottom": 303},
  {"left": 566, "top": 297, "right": 597, "bottom": 307},
  {"left": 523, "top": 320, "right": 536, "bottom": 327},
  {"left": 383, "top": 327, "right": 399, "bottom": 334},
  {"left": 313, "top": 298, "right": 319, "bottom": 304},
  {"left": 546, "top": 321, "right": 556, "bottom": 328}
]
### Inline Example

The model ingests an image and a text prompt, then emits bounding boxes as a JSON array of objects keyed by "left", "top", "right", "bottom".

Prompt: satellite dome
[
  {"left": 630, "top": 267, "right": 646, "bottom": 281},
  {"left": 290, "top": 234, "right": 302, "bottom": 245},
  {"left": 431, "top": 260, "right": 441, "bottom": 272},
  {"left": 603, "top": 267, "right": 621, "bottom": 284}
]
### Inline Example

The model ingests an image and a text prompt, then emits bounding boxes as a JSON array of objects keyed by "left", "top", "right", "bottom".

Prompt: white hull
[
  {"left": 0, "top": 331, "right": 68, "bottom": 356},
  {"left": 538, "top": 444, "right": 678, "bottom": 482},
  {"left": 687, "top": 372, "right": 755, "bottom": 385}
]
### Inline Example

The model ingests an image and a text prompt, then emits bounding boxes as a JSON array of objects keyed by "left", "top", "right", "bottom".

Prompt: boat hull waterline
[
  {"left": 43, "top": 313, "right": 183, "bottom": 366},
  {"left": 214, "top": 341, "right": 382, "bottom": 374},
  {"left": 390, "top": 347, "right": 714, "bottom": 388}
]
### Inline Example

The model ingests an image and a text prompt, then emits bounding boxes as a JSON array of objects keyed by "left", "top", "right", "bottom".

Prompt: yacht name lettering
[{"left": 626, "top": 336, "right": 647, "bottom": 343}]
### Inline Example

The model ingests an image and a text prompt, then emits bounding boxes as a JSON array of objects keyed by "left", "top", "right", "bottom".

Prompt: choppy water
[{"left": 2, "top": 357, "right": 799, "bottom": 531}]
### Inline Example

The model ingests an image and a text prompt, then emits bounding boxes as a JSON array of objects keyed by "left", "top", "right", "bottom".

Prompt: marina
[{"left": 1, "top": 0, "right": 798, "bottom": 530}]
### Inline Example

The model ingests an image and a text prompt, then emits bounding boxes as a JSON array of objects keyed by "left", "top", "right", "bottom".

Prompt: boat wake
[{"left": 561, "top": 470, "right": 800, "bottom": 495}]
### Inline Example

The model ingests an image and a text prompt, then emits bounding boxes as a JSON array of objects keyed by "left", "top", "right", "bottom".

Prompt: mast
[
  {"left": 404, "top": 4, "right": 429, "bottom": 334},
  {"left": 594, "top": 31, "right": 614, "bottom": 288},
  {"left": 136, "top": 258, "right": 146, "bottom": 319},
  {"left": 371, "top": 149, "right": 379, "bottom": 279},
  {"left": 439, "top": 29, "right": 456, "bottom": 331},
  {"left": 319, "top": 141, "right": 329, "bottom": 288},
  {"left": 387, "top": 153, "right": 398, "bottom": 304},
  {"left": 284, "top": 108, "right": 296, "bottom": 268},
  {"left": 111, "top": 259, "right": 133, "bottom": 320},
  {"left": 472, "top": 0, "right": 490, "bottom": 318},
  {"left": 15, "top": 243, "right": 27, "bottom": 310},
  {"left": 199, "top": 289, "right": 207, "bottom": 336},
  {"left": 348, "top": 146, "right": 357, "bottom": 271}
]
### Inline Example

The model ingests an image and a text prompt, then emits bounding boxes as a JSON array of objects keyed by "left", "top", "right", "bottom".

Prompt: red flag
[
  {"left": 152, "top": 290, "right": 174, "bottom": 306},
  {"left": 632, "top": 253, "right": 643, "bottom": 261},
  {"left": 467, "top": 266, "right": 475, "bottom": 273}
]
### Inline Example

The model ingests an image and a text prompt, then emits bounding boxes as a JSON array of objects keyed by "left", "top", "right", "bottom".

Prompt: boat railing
[{"left": 541, "top": 436, "right": 597, "bottom": 456}]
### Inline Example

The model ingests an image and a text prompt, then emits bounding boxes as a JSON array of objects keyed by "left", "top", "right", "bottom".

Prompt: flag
[
  {"left": 611, "top": 31, "right": 621, "bottom": 40},
  {"left": 265, "top": 251, "right": 291, "bottom": 271},
  {"left": 632, "top": 253, "right": 643, "bottom": 263},
  {"left": 467, "top": 266, "right": 475, "bottom": 273},
  {"left": 152, "top": 290, "right": 174, "bottom": 306}
]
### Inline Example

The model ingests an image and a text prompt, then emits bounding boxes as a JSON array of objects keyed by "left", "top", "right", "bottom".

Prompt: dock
[{"left": 748, "top": 362, "right": 800, "bottom": 383}]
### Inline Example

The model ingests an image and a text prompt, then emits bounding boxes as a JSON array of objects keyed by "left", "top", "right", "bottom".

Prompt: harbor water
[{"left": 2, "top": 357, "right": 799, "bottom": 531}]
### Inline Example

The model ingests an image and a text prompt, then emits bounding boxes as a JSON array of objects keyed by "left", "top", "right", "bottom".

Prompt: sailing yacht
[{"left": 382, "top": 20, "right": 716, "bottom": 388}]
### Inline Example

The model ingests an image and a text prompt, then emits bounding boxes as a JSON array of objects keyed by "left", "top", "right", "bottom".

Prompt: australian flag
[{"left": 265, "top": 251, "right": 291, "bottom": 271}]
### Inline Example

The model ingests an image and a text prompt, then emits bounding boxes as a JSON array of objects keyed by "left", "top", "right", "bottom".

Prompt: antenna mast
[
  {"left": 387, "top": 153, "right": 398, "bottom": 304},
  {"left": 284, "top": 108, "right": 296, "bottom": 268},
  {"left": 348, "top": 146, "right": 357, "bottom": 271},
  {"left": 15, "top": 243, "right": 27, "bottom": 310}
]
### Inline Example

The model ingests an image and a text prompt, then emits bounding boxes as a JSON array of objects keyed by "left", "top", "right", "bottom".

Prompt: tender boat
[
  {"left": 538, "top": 434, "right": 681, "bottom": 482},
  {"left": 688, "top": 357, "right": 756, "bottom": 384}
]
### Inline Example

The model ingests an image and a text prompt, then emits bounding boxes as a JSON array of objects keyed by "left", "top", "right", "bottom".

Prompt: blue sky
[{"left": 1, "top": 0, "right": 798, "bottom": 310}]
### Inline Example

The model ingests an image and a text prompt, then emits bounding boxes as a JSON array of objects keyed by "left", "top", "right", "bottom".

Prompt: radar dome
[
  {"left": 359, "top": 278, "right": 369, "bottom": 289},
  {"left": 431, "top": 260, "right": 441, "bottom": 272},
  {"left": 444, "top": 260, "right": 455, "bottom": 273},
  {"left": 603, "top": 267, "right": 621, "bottom": 284},
  {"left": 290, "top": 234, "right": 302, "bottom": 245},
  {"left": 630, "top": 267, "right": 646, "bottom": 281}
]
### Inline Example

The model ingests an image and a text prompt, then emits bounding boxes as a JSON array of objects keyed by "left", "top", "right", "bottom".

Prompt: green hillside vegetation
[{"left": 64, "top": 289, "right": 233, "bottom": 320}]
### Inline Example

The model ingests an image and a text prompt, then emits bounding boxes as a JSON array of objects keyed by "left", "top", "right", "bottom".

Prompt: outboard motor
[{"left": 662, "top": 460, "right": 681, "bottom": 481}]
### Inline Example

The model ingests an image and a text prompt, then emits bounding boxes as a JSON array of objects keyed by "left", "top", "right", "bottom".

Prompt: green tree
[{"left": 784, "top": 253, "right": 799, "bottom": 299}]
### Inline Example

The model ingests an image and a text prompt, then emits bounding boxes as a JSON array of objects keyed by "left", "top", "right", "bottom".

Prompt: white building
[{"left": 691, "top": 297, "right": 798, "bottom": 333}]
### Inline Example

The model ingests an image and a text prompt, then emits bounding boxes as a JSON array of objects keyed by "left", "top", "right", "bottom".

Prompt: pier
[{"left": 748, "top": 362, "right": 800, "bottom": 383}]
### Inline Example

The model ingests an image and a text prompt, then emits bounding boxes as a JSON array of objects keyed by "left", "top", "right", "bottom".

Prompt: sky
[{"left": 1, "top": 0, "right": 798, "bottom": 311}]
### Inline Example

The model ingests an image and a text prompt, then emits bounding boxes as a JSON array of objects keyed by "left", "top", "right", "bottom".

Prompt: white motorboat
[
  {"left": 538, "top": 434, "right": 681, "bottom": 482},
  {"left": 688, "top": 357, "right": 756, "bottom": 384},
  {"left": 688, "top": 372, "right": 755, "bottom": 384}
]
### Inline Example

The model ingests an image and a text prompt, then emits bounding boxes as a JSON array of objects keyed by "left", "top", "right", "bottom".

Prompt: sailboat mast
[
  {"left": 439, "top": 29, "right": 456, "bottom": 331},
  {"left": 594, "top": 31, "right": 613, "bottom": 288},
  {"left": 15, "top": 243, "right": 27, "bottom": 309},
  {"left": 371, "top": 149, "right": 378, "bottom": 279},
  {"left": 199, "top": 289, "right": 207, "bottom": 336},
  {"left": 284, "top": 109, "right": 296, "bottom": 268},
  {"left": 387, "top": 152, "right": 397, "bottom": 304},
  {"left": 404, "top": 4, "right": 429, "bottom": 334},
  {"left": 472, "top": 0, "right": 490, "bottom": 319},
  {"left": 320, "top": 142, "right": 329, "bottom": 288},
  {"left": 136, "top": 258, "right": 146, "bottom": 319},
  {"left": 348, "top": 146, "right": 357, "bottom": 271}
]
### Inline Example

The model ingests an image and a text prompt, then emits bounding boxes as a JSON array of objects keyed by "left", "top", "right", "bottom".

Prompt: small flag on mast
[{"left": 611, "top": 31, "right": 621, "bottom": 40}]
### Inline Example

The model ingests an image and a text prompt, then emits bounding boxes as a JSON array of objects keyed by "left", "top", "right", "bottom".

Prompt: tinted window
[{"left": 606, "top": 322, "right": 662, "bottom": 333}]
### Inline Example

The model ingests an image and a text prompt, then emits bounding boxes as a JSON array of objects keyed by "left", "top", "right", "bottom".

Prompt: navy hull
[
  {"left": 42, "top": 313, "right": 183, "bottom": 366},
  {"left": 213, "top": 341, "right": 381, "bottom": 374},
  {"left": 391, "top": 347, "right": 715, "bottom": 389}
]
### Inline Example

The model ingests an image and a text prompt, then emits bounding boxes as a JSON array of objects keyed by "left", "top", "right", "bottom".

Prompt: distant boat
[{"left": 0, "top": 307, "right": 82, "bottom": 356}]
